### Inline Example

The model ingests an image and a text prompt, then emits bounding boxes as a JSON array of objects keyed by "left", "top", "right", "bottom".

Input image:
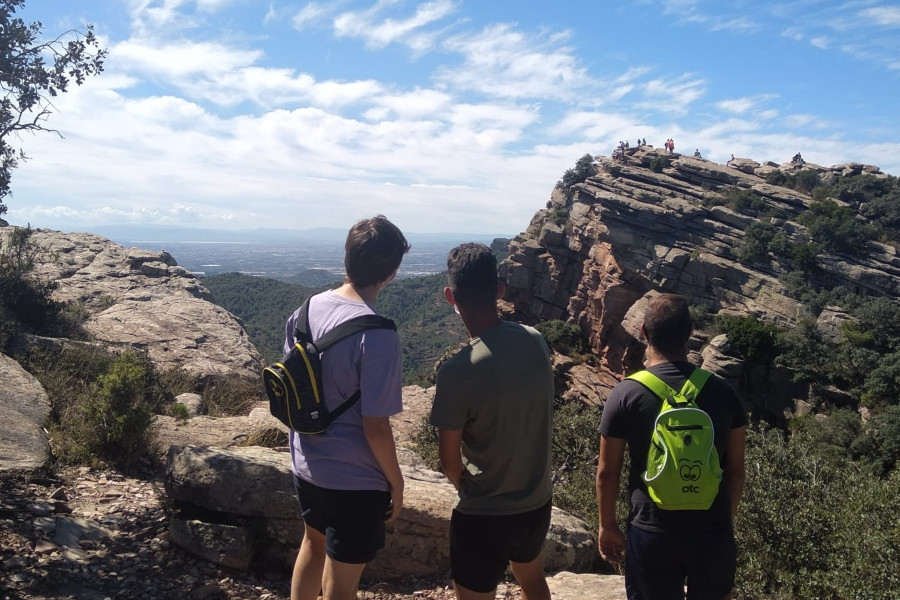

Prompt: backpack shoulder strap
[
  {"left": 294, "top": 296, "right": 313, "bottom": 342},
  {"left": 626, "top": 367, "right": 714, "bottom": 406},
  {"left": 292, "top": 295, "right": 396, "bottom": 350},
  {"left": 313, "top": 314, "right": 396, "bottom": 351},
  {"left": 626, "top": 370, "right": 677, "bottom": 402},
  {"left": 679, "top": 368, "right": 713, "bottom": 402}
]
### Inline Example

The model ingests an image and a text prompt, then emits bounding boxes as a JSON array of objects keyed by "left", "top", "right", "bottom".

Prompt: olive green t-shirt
[{"left": 430, "top": 320, "right": 554, "bottom": 515}]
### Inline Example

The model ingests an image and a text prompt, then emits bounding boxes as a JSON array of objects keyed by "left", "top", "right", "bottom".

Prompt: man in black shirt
[{"left": 596, "top": 293, "right": 747, "bottom": 600}]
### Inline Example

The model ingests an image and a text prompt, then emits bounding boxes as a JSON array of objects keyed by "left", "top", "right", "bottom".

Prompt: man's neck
[
  {"left": 461, "top": 309, "right": 502, "bottom": 339},
  {"left": 334, "top": 281, "right": 380, "bottom": 306},
  {"left": 644, "top": 346, "right": 689, "bottom": 367}
]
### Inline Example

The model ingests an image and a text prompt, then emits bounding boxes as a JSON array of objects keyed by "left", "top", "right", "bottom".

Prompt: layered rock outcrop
[
  {"left": 0, "top": 228, "right": 262, "bottom": 380},
  {"left": 160, "top": 387, "right": 597, "bottom": 576},
  {"left": 500, "top": 147, "right": 899, "bottom": 417}
]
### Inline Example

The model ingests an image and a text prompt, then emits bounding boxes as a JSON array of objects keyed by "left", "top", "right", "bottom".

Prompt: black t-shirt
[{"left": 599, "top": 361, "right": 747, "bottom": 532}]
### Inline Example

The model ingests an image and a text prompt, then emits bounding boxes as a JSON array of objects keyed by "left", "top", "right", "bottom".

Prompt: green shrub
[
  {"left": 535, "top": 319, "right": 588, "bottom": 356},
  {"left": 649, "top": 156, "right": 670, "bottom": 173},
  {"left": 551, "top": 401, "right": 602, "bottom": 526},
  {"left": 793, "top": 169, "right": 821, "bottom": 194},
  {"left": 689, "top": 304, "right": 711, "bottom": 329},
  {"left": 790, "top": 241, "right": 820, "bottom": 274},
  {"left": 548, "top": 206, "right": 569, "bottom": 226},
  {"left": 32, "top": 347, "right": 164, "bottom": 469},
  {"left": 171, "top": 402, "right": 190, "bottom": 422},
  {"left": 734, "top": 427, "right": 900, "bottom": 599},
  {"left": 798, "top": 198, "right": 873, "bottom": 255},
  {"left": 722, "top": 189, "right": 767, "bottom": 216},
  {"left": 734, "top": 222, "right": 775, "bottom": 263},
  {"left": 412, "top": 412, "right": 441, "bottom": 472},
  {"left": 556, "top": 153, "right": 595, "bottom": 189},
  {"left": 715, "top": 314, "right": 780, "bottom": 362},
  {"left": 765, "top": 170, "right": 788, "bottom": 186}
]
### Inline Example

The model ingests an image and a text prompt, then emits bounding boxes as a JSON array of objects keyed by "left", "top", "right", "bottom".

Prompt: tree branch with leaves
[{"left": 0, "top": 0, "right": 107, "bottom": 219}]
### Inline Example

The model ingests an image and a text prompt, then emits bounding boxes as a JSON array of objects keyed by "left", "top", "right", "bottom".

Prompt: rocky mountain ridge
[
  {"left": 5, "top": 228, "right": 265, "bottom": 380},
  {"left": 500, "top": 146, "right": 899, "bottom": 418}
]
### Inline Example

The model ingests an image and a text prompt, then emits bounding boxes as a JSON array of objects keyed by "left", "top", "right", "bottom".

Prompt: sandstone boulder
[
  {"left": 164, "top": 444, "right": 597, "bottom": 577},
  {"left": 0, "top": 228, "right": 263, "bottom": 380},
  {"left": 0, "top": 354, "right": 51, "bottom": 471}
]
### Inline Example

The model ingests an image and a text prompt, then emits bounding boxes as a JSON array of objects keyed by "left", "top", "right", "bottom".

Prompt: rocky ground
[{"left": 0, "top": 466, "right": 523, "bottom": 600}]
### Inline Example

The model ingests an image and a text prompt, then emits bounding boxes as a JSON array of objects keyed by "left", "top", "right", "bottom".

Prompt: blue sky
[{"left": 7, "top": 0, "right": 900, "bottom": 235}]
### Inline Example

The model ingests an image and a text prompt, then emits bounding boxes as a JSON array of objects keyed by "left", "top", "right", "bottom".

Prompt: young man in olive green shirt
[{"left": 430, "top": 243, "right": 554, "bottom": 600}]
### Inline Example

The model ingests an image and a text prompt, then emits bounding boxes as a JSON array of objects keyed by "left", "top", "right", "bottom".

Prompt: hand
[
  {"left": 598, "top": 525, "right": 626, "bottom": 564},
  {"left": 384, "top": 482, "right": 404, "bottom": 523}
]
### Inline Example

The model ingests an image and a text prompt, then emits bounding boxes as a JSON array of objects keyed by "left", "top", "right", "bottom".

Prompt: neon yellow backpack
[{"left": 627, "top": 368, "right": 722, "bottom": 510}]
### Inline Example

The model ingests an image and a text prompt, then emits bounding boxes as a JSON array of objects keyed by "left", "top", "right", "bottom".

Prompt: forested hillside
[{"left": 203, "top": 272, "right": 467, "bottom": 385}]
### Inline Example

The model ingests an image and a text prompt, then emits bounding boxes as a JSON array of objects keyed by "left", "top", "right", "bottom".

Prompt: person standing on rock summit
[
  {"left": 596, "top": 293, "right": 747, "bottom": 600},
  {"left": 430, "top": 243, "right": 555, "bottom": 600},
  {"left": 285, "top": 215, "right": 409, "bottom": 600}
]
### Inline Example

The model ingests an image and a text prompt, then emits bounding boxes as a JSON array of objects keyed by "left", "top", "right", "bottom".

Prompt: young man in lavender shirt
[{"left": 285, "top": 215, "right": 409, "bottom": 600}]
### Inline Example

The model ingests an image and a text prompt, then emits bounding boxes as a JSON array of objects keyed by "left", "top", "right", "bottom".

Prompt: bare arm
[
  {"left": 724, "top": 425, "right": 747, "bottom": 518},
  {"left": 596, "top": 435, "right": 627, "bottom": 564},
  {"left": 363, "top": 416, "right": 404, "bottom": 522},
  {"left": 437, "top": 428, "right": 465, "bottom": 490}
]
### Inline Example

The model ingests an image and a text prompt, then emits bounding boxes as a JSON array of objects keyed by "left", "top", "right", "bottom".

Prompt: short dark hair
[
  {"left": 344, "top": 215, "right": 410, "bottom": 288},
  {"left": 447, "top": 243, "right": 498, "bottom": 308},
  {"left": 643, "top": 293, "right": 693, "bottom": 355}
]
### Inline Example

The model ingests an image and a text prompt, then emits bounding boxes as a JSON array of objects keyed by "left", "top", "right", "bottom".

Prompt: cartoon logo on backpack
[
  {"left": 628, "top": 369, "right": 722, "bottom": 510},
  {"left": 679, "top": 460, "right": 702, "bottom": 482}
]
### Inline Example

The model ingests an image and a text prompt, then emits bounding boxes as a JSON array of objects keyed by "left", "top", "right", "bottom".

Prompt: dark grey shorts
[
  {"left": 449, "top": 499, "right": 552, "bottom": 593},
  {"left": 294, "top": 475, "right": 391, "bottom": 564}
]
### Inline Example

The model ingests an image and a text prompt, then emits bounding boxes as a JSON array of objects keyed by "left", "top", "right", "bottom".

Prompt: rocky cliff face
[
  {"left": 0, "top": 228, "right": 263, "bottom": 380},
  {"left": 500, "top": 147, "right": 899, "bottom": 418}
]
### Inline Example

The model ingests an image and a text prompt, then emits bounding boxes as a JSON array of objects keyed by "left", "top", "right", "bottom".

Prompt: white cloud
[
  {"left": 437, "top": 24, "right": 593, "bottom": 102},
  {"left": 333, "top": 0, "right": 457, "bottom": 50},
  {"left": 366, "top": 88, "right": 451, "bottom": 120},
  {"left": 639, "top": 74, "right": 706, "bottom": 115},
  {"left": 716, "top": 94, "right": 778, "bottom": 115},
  {"left": 781, "top": 27, "right": 803, "bottom": 41},
  {"left": 113, "top": 39, "right": 262, "bottom": 79},
  {"left": 292, "top": 2, "right": 328, "bottom": 29},
  {"left": 810, "top": 36, "right": 830, "bottom": 49},
  {"left": 708, "top": 16, "right": 758, "bottom": 33},
  {"left": 859, "top": 6, "right": 900, "bottom": 27}
]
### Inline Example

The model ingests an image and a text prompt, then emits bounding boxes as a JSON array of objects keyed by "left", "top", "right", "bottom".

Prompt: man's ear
[
  {"left": 496, "top": 280, "right": 506, "bottom": 300},
  {"left": 444, "top": 286, "right": 454, "bottom": 306},
  {"left": 640, "top": 323, "right": 647, "bottom": 341}
]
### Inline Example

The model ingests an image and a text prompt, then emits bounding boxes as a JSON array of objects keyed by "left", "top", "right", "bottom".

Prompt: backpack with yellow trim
[
  {"left": 262, "top": 296, "right": 396, "bottom": 434},
  {"left": 627, "top": 368, "right": 722, "bottom": 510}
]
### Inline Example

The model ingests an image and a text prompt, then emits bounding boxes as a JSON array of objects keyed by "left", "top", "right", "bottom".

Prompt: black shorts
[
  {"left": 449, "top": 499, "right": 552, "bottom": 593},
  {"left": 625, "top": 523, "right": 736, "bottom": 600},
  {"left": 294, "top": 475, "right": 391, "bottom": 564}
]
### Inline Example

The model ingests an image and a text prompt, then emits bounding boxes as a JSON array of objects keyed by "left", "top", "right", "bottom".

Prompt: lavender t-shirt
[{"left": 284, "top": 291, "right": 403, "bottom": 491}]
